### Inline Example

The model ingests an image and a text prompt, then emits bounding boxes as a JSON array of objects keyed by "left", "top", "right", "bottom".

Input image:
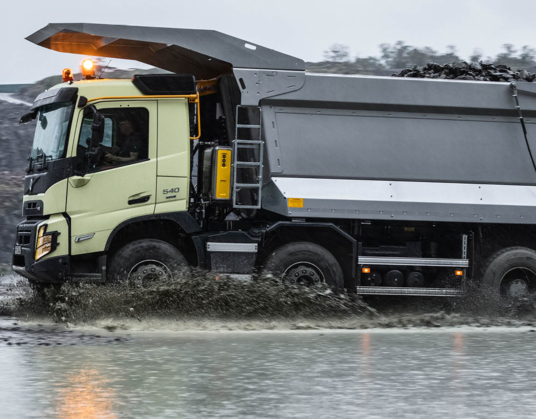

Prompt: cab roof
[
  {"left": 68, "top": 78, "right": 144, "bottom": 99},
  {"left": 33, "top": 79, "right": 146, "bottom": 109}
]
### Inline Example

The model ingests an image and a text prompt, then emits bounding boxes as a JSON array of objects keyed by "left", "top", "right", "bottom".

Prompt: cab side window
[{"left": 77, "top": 108, "right": 149, "bottom": 170}]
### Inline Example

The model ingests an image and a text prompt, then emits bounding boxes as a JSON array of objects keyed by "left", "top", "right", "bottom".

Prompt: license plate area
[{"left": 14, "top": 245, "right": 22, "bottom": 255}]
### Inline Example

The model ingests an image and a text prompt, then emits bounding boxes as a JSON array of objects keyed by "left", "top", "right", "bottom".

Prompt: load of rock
[{"left": 392, "top": 62, "right": 536, "bottom": 82}]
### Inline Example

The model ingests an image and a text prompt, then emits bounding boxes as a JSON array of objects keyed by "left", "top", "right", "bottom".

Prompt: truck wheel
[
  {"left": 108, "top": 239, "right": 188, "bottom": 284},
  {"left": 263, "top": 242, "right": 344, "bottom": 290},
  {"left": 481, "top": 247, "right": 536, "bottom": 298}
]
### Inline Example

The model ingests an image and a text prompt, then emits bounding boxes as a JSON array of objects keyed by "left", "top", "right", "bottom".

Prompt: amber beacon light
[
  {"left": 62, "top": 68, "right": 73, "bottom": 83},
  {"left": 82, "top": 59, "right": 95, "bottom": 79}
]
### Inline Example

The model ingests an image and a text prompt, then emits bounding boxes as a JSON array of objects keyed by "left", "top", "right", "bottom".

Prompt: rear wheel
[
  {"left": 481, "top": 247, "right": 536, "bottom": 298},
  {"left": 108, "top": 239, "right": 188, "bottom": 285},
  {"left": 263, "top": 242, "right": 344, "bottom": 290}
]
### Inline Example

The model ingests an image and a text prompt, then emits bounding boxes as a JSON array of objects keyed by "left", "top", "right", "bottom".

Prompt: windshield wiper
[
  {"left": 34, "top": 152, "right": 53, "bottom": 171},
  {"left": 26, "top": 156, "right": 33, "bottom": 173}
]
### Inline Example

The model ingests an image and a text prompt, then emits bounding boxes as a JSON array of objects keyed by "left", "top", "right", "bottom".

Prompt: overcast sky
[{"left": 1, "top": 0, "right": 535, "bottom": 84}]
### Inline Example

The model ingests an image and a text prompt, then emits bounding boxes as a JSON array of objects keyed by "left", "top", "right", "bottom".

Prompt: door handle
[
  {"left": 128, "top": 195, "right": 151, "bottom": 205},
  {"left": 69, "top": 175, "right": 93, "bottom": 188}
]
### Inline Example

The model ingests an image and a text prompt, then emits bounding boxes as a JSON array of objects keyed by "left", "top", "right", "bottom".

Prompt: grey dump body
[
  {"left": 28, "top": 23, "right": 536, "bottom": 225},
  {"left": 262, "top": 76, "right": 536, "bottom": 225}
]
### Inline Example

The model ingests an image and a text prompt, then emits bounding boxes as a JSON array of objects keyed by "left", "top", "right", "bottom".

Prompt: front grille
[
  {"left": 18, "top": 232, "right": 31, "bottom": 245},
  {"left": 15, "top": 219, "right": 41, "bottom": 247}
]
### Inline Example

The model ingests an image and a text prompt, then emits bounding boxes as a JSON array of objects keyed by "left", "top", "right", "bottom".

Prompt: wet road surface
[{"left": 1, "top": 320, "right": 536, "bottom": 418}]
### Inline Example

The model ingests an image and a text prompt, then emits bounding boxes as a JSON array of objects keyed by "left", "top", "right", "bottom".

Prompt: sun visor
[
  {"left": 31, "top": 87, "right": 78, "bottom": 110},
  {"left": 26, "top": 23, "right": 305, "bottom": 79}
]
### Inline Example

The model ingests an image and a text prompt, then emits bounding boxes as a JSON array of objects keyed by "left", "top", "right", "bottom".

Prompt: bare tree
[
  {"left": 469, "top": 49, "right": 483, "bottom": 63},
  {"left": 323, "top": 44, "right": 350, "bottom": 62},
  {"left": 520, "top": 46, "right": 536, "bottom": 65}
]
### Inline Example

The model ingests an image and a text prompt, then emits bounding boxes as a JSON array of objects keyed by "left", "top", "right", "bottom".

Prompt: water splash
[{"left": 5, "top": 271, "right": 536, "bottom": 330}]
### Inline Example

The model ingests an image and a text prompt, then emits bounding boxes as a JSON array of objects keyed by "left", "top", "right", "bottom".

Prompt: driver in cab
[{"left": 104, "top": 116, "right": 144, "bottom": 164}]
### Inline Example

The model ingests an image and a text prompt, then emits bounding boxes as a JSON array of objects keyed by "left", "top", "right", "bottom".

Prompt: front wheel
[
  {"left": 108, "top": 239, "right": 188, "bottom": 285},
  {"left": 481, "top": 247, "right": 536, "bottom": 299},
  {"left": 263, "top": 242, "right": 344, "bottom": 290}
]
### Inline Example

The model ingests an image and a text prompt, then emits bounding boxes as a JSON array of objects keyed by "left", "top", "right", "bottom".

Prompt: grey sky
[{"left": 1, "top": 0, "right": 535, "bottom": 84}]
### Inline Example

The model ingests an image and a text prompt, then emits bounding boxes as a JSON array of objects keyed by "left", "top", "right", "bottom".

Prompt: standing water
[
  {"left": 2, "top": 322, "right": 536, "bottom": 418},
  {"left": 3, "top": 275, "right": 536, "bottom": 417}
]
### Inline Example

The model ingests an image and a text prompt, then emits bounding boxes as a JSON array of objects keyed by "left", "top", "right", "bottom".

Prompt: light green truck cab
[
  {"left": 66, "top": 80, "right": 190, "bottom": 256},
  {"left": 14, "top": 76, "right": 197, "bottom": 283}
]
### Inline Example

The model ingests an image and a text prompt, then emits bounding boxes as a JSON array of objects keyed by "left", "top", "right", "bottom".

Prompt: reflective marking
[
  {"left": 359, "top": 256, "right": 469, "bottom": 267},
  {"left": 356, "top": 286, "right": 464, "bottom": 297},
  {"left": 206, "top": 243, "right": 258, "bottom": 253},
  {"left": 272, "top": 177, "right": 536, "bottom": 207}
]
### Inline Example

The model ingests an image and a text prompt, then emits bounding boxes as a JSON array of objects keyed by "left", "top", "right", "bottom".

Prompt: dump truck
[{"left": 12, "top": 23, "right": 536, "bottom": 298}]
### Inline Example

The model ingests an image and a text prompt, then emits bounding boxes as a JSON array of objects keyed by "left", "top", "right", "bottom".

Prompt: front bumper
[{"left": 12, "top": 219, "right": 69, "bottom": 283}]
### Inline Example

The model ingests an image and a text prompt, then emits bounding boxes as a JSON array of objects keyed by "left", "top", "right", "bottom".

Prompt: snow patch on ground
[{"left": 0, "top": 93, "right": 31, "bottom": 107}]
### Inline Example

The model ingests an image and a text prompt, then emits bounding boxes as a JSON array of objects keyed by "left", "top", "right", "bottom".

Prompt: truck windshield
[{"left": 30, "top": 102, "right": 73, "bottom": 160}]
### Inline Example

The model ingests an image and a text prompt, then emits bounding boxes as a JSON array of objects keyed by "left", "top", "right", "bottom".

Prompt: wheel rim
[
  {"left": 128, "top": 259, "right": 172, "bottom": 286},
  {"left": 500, "top": 267, "right": 536, "bottom": 298},
  {"left": 283, "top": 262, "right": 325, "bottom": 286}
]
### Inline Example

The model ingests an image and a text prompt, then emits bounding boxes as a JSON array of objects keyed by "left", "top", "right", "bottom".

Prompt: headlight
[{"left": 35, "top": 225, "right": 53, "bottom": 260}]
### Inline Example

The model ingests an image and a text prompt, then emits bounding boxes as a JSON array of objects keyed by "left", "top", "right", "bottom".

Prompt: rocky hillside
[
  {"left": 0, "top": 172, "right": 24, "bottom": 263},
  {"left": 0, "top": 101, "right": 34, "bottom": 172},
  {"left": 0, "top": 100, "right": 33, "bottom": 263}
]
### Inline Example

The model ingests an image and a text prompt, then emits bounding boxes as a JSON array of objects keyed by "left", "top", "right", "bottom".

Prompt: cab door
[{"left": 67, "top": 100, "right": 157, "bottom": 255}]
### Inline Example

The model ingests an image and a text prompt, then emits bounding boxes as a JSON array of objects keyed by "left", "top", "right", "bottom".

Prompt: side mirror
[
  {"left": 91, "top": 111, "right": 105, "bottom": 145},
  {"left": 19, "top": 110, "right": 37, "bottom": 125},
  {"left": 83, "top": 105, "right": 105, "bottom": 145},
  {"left": 79, "top": 106, "right": 105, "bottom": 174}
]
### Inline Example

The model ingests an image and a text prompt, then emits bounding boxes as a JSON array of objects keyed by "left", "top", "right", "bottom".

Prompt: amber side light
[
  {"left": 35, "top": 225, "right": 52, "bottom": 261},
  {"left": 362, "top": 267, "right": 371, "bottom": 274},
  {"left": 455, "top": 270, "right": 464, "bottom": 276}
]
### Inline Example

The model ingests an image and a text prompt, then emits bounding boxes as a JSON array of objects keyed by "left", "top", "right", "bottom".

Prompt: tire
[
  {"left": 480, "top": 247, "right": 536, "bottom": 298},
  {"left": 263, "top": 242, "right": 344, "bottom": 290},
  {"left": 108, "top": 239, "right": 188, "bottom": 284}
]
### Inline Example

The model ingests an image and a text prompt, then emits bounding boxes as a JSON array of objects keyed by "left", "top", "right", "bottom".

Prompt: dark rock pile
[{"left": 393, "top": 62, "right": 536, "bottom": 82}]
